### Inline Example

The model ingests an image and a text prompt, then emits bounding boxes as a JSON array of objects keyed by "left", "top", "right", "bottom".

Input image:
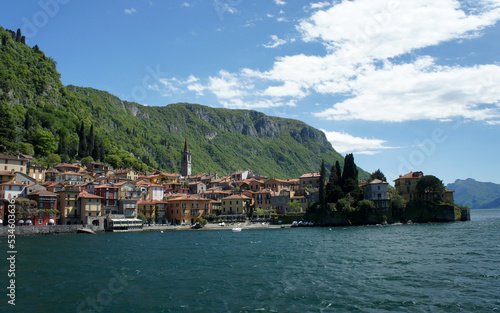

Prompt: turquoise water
[{"left": 2, "top": 209, "right": 500, "bottom": 312}]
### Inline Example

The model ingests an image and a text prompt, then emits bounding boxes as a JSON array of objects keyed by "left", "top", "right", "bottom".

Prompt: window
[{"left": 39, "top": 219, "right": 43, "bottom": 225}]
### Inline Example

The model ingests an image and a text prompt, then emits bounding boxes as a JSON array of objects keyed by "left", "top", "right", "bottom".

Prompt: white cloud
[
  {"left": 263, "top": 35, "right": 287, "bottom": 48},
  {"left": 314, "top": 60, "right": 500, "bottom": 122},
  {"left": 181, "top": 2, "right": 191, "bottom": 7},
  {"left": 309, "top": 2, "right": 331, "bottom": 10},
  {"left": 275, "top": 0, "right": 286, "bottom": 5},
  {"left": 322, "top": 130, "right": 396, "bottom": 155},
  {"left": 158, "top": 0, "right": 500, "bottom": 123},
  {"left": 124, "top": 8, "right": 137, "bottom": 15}
]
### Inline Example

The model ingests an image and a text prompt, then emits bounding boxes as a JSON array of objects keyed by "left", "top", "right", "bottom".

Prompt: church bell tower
[{"left": 181, "top": 138, "right": 192, "bottom": 177}]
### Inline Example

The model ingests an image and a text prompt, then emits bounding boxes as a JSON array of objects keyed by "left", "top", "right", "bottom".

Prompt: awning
[
  {"left": 48, "top": 219, "right": 55, "bottom": 224},
  {"left": 26, "top": 219, "right": 33, "bottom": 225},
  {"left": 18, "top": 219, "right": 25, "bottom": 224}
]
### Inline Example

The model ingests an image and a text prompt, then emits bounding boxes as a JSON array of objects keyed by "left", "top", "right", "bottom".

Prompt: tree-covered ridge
[{"left": 0, "top": 26, "right": 369, "bottom": 180}]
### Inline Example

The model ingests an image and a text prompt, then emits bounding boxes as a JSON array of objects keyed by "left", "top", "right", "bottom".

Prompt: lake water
[{"left": 2, "top": 209, "right": 500, "bottom": 312}]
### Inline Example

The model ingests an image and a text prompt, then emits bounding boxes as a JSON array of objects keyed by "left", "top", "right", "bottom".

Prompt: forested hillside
[{"left": 0, "top": 26, "right": 368, "bottom": 179}]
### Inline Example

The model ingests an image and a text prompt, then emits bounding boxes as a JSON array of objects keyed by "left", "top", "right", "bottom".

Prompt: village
[{"left": 0, "top": 139, "right": 457, "bottom": 232}]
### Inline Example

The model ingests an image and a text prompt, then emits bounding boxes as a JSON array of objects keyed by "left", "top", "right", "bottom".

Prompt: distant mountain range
[
  {"left": 0, "top": 26, "right": 369, "bottom": 179},
  {"left": 447, "top": 179, "right": 500, "bottom": 209}
]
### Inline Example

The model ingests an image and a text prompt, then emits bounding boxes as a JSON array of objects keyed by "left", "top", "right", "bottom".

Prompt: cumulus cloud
[
  {"left": 156, "top": 0, "right": 500, "bottom": 124},
  {"left": 322, "top": 130, "right": 397, "bottom": 155}
]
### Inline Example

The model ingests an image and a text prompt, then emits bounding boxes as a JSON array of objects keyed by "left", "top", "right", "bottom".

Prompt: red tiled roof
[
  {"left": 221, "top": 194, "right": 252, "bottom": 200},
  {"left": 394, "top": 171, "right": 424, "bottom": 181}
]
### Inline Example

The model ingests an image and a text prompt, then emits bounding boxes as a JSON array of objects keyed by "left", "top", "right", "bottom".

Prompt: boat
[
  {"left": 232, "top": 227, "right": 242, "bottom": 232},
  {"left": 291, "top": 221, "right": 298, "bottom": 227},
  {"left": 77, "top": 228, "right": 96, "bottom": 234}
]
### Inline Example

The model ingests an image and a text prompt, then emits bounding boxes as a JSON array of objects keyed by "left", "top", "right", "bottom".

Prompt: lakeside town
[{"left": 1, "top": 139, "right": 465, "bottom": 234}]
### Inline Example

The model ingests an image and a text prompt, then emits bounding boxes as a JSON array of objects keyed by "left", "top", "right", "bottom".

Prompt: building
[
  {"left": 253, "top": 189, "right": 273, "bottom": 211},
  {"left": 0, "top": 171, "right": 15, "bottom": 183},
  {"left": 0, "top": 154, "right": 28, "bottom": 173},
  {"left": 56, "top": 188, "right": 81, "bottom": 225},
  {"left": 220, "top": 194, "right": 252, "bottom": 219},
  {"left": 361, "top": 179, "right": 391, "bottom": 209},
  {"left": 299, "top": 172, "right": 321, "bottom": 189},
  {"left": 137, "top": 200, "right": 167, "bottom": 223},
  {"left": 393, "top": 171, "right": 423, "bottom": 202},
  {"left": 27, "top": 190, "right": 58, "bottom": 225},
  {"left": 166, "top": 194, "right": 211, "bottom": 225},
  {"left": 54, "top": 163, "right": 80, "bottom": 173},
  {"left": 265, "top": 178, "right": 291, "bottom": 194},
  {"left": 0, "top": 181, "right": 26, "bottom": 199},
  {"left": 113, "top": 168, "right": 139, "bottom": 181},
  {"left": 394, "top": 171, "right": 454, "bottom": 205},
  {"left": 78, "top": 190, "right": 104, "bottom": 226},
  {"left": 180, "top": 138, "right": 192, "bottom": 177},
  {"left": 94, "top": 185, "right": 119, "bottom": 214},
  {"left": 188, "top": 181, "right": 206, "bottom": 195},
  {"left": 27, "top": 163, "right": 46, "bottom": 182},
  {"left": 55, "top": 172, "right": 83, "bottom": 185}
]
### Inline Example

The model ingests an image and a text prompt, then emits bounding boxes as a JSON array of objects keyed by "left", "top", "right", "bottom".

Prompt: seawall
[{"left": 0, "top": 225, "right": 93, "bottom": 237}]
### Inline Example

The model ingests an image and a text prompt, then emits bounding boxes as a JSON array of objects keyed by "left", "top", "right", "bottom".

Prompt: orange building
[{"left": 166, "top": 194, "right": 211, "bottom": 225}]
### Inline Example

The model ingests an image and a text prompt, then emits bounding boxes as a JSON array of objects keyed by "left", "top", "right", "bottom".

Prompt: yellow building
[
  {"left": 0, "top": 154, "right": 29, "bottom": 173},
  {"left": 394, "top": 171, "right": 454, "bottom": 205},
  {"left": 137, "top": 200, "right": 167, "bottom": 222},
  {"left": 394, "top": 171, "right": 423, "bottom": 202},
  {"left": 221, "top": 194, "right": 252, "bottom": 218}
]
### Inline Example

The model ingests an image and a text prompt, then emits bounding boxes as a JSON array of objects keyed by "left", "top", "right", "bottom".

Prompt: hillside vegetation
[{"left": 0, "top": 26, "right": 368, "bottom": 179}]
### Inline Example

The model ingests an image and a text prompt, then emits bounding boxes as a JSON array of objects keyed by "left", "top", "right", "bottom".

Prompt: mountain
[
  {"left": 0, "top": 26, "right": 369, "bottom": 179},
  {"left": 447, "top": 178, "right": 500, "bottom": 209}
]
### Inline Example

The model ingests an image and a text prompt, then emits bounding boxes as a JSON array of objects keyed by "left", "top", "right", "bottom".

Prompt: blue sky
[{"left": 2, "top": 0, "right": 500, "bottom": 185}]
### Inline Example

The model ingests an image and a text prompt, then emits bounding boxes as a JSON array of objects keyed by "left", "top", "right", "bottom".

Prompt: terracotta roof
[
  {"left": 221, "top": 194, "right": 252, "bottom": 200},
  {"left": 0, "top": 181, "right": 26, "bottom": 186},
  {"left": 79, "top": 191, "right": 103, "bottom": 199},
  {"left": 394, "top": 171, "right": 424, "bottom": 181},
  {"left": 300, "top": 172, "right": 320, "bottom": 179},
  {"left": 137, "top": 200, "right": 167, "bottom": 205},
  {"left": 94, "top": 184, "right": 118, "bottom": 189},
  {"left": 28, "top": 190, "right": 58, "bottom": 196},
  {"left": 0, "top": 154, "right": 23, "bottom": 161}
]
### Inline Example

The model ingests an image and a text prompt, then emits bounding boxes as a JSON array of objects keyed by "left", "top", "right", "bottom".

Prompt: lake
[{"left": 3, "top": 209, "right": 500, "bottom": 312}]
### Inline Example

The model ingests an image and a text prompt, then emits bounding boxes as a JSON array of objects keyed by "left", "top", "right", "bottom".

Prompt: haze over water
[{"left": 4, "top": 209, "right": 500, "bottom": 312}]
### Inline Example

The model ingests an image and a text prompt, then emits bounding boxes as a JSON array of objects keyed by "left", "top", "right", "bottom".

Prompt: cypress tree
[
  {"left": 99, "top": 141, "right": 105, "bottom": 162},
  {"left": 87, "top": 124, "right": 95, "bottom": 158},
  {"left": 16, "top": 29, "right": 22, "bottom": 43},
  {"left": 319, "top": 159, "right": 326, "bottom": 213},
  {"left": 78, "top": 121, "right": 87, "bottom": 158}
]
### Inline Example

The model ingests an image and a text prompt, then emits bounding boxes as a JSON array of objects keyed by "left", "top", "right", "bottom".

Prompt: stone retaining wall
[{"left": 0, "top": 225, "right": 86, "bottom": 237}]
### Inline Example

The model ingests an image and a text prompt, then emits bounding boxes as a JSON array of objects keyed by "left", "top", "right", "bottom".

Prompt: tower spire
[{"left": 184, "top": 138, "right": 189, "bottom": 151}]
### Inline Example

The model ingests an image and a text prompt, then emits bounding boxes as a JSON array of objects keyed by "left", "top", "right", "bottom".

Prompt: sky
[{"left": 2, "top": 0, "right": 500, "bottom": 185}]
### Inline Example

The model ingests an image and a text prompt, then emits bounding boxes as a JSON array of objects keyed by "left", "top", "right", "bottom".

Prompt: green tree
[
  {"left": 18, "top": 142, "right": 34, "bottom": 155},
  {"left": 326, "top": 160, "right": 343, "bottom": 203},
  {"left": 416, "top": 175, "right": 445, "bottom": 203},
  {"left": 81, "top": 156, "right": 94, "bottom": 166},
  {"left": 78, "top": 121, "right": 87, "bottom": 158},
  {"left": 370, "top": 169, "right": 387, "bottom": 182},
  {"left": 33, "top": 126, "right": 57, "bottom": 155},
  {"left": 47, "top": 153, "right": 62, "bottom": 167},
  {"left": 0, "top": 101, "right": 17, "bottom": 153},
  {"left": 318, "top": 159, "right": 326, "bottom": 213},
  {"left": 287, "top": 201, "right": 302, "bottom": 213}
]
